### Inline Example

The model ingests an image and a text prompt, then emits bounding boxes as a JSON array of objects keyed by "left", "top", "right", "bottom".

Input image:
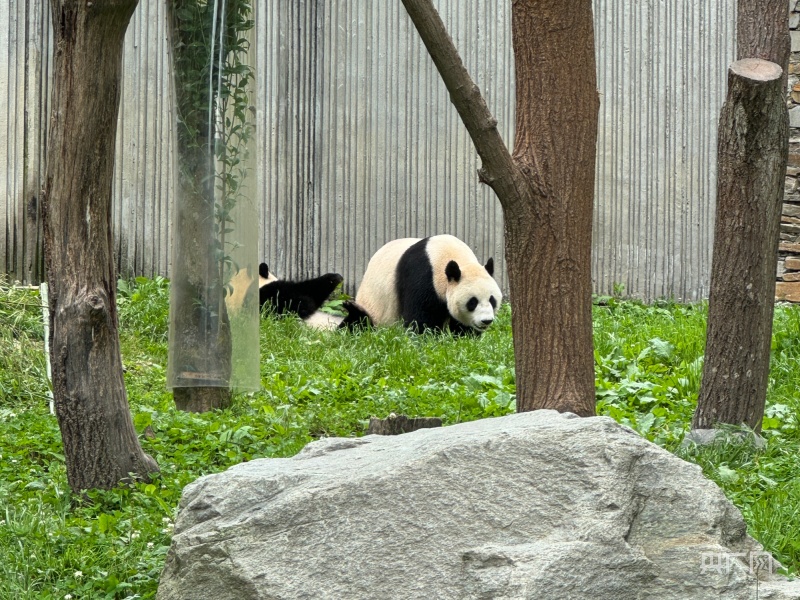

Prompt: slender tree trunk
[
  {"left": 41, "top": 0, "right": 159, "bottom": 490},
  {"left": 400, "top": 0, "right": 598, "bottom": 416},
  {"left": 693, "top": 58, "right": 788, "bottom": 432}
]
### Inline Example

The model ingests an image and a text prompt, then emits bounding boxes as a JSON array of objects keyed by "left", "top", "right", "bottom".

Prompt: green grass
[
  {"left": 593, "top": 296, "right": 800, "bottom": 572},
  {"left": 0, "top": 277, "right": 799, "bottom": 597}
]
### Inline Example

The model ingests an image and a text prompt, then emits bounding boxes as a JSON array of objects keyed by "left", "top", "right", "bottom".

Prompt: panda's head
[
  {"left": 259, "top": 262, "right": 278, "bottom": 287},
  {"left": 225, "top": 266, "right": 257, "bottom": 312},
  {"left": 444, "top": 258, "right": 502, "bottom": 332}
]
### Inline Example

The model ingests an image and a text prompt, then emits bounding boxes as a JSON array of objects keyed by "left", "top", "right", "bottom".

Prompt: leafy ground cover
[{"left": 0, "top": 277, "right": 798, "bottom": 598}]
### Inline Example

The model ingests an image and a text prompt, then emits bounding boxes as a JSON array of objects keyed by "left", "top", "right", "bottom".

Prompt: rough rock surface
[{"left": 157, "top": 411, "right": 800, "bottom": 599}]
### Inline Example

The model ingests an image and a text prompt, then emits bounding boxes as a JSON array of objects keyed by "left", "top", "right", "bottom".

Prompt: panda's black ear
[
  {"left": 485, "top": 258, "right": 494, "bottom": 276},
  {"left": 445, "top": 260, "right": 461, "bottom": 283},
  {"left": 259, "top": 263, "right": 270, "bottom": 279}
]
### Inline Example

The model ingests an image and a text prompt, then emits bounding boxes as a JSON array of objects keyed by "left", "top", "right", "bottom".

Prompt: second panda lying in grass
[{"left": 257, "top": 263, "right": 346, "bottom": 330}]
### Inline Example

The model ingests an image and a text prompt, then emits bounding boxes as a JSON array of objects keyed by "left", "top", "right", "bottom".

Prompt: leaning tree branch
[
  {"left": 400, "top": 0, "right": 598, "bottom": 417},
  {"left": 399, "top": 0, "right": 524, "bottom": 201}
]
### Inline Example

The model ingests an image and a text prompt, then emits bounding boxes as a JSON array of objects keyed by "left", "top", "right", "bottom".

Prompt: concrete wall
[{"left": 1, "top": 0, "right": 737, "bottom": 302}]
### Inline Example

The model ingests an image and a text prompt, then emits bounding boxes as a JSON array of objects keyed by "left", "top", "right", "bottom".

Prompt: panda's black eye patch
[
  {"left": 489, "top": 296, "right": 497, "bottom": 308},
  {"left": 466, "top": 297, "right": 478, "bottom": 312}
]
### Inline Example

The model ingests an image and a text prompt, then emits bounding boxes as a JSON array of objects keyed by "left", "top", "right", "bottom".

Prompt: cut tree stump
[
  {"left": 367, "top": 414, "right": 442, "bottom": 435},
  {"left": 694, "top": 58, "right": 788, "bottom": 432}
]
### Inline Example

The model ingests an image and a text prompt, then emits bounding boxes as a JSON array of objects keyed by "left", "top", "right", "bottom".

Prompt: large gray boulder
[{"left": 157, "top": 411, "right": 800, "bottom": 599}]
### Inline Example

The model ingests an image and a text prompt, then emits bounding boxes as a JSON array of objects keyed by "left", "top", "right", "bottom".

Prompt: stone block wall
[{"left": 781, "top": 1, "right": 800, "bottom": 301}]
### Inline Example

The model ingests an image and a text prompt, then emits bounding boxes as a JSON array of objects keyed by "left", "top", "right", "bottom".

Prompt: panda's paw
[
  {"left": 297, "top": 306, "right": 315, "bottom": 320},
  {"left": 339, "top": 301, "right": 374, "bottom": 331},
  {"left": 448, "top": 321, "right": 483, "bottom": 337}
]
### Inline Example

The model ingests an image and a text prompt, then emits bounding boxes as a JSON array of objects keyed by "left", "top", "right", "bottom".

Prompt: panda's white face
[{"left": 445, "top": 262, "right": 502, "bottom": 332}]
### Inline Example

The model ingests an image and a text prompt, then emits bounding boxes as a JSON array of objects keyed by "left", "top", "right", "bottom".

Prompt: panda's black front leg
[
  {"left": 399, "top": 286, "right": 449, "bottom": 333},
  {"left": 401, "top": 304, "right": 450, "bottom": 334},
  {"left": 447, "top": 320, "right": 482, "bottom": 337}
]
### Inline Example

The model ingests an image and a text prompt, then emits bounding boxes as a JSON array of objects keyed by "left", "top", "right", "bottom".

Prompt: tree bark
[
  {"left": 507, "top": 3, "right": 598, "bottom": 416},
  {"left": 400, "top": 0, "right": 598, "bottom": 416},
  {"left": 41, "top": 0, "right": 159, "bottom": 490},
  {"left": 367, "top": 415, "right": 442, "bottom": 435},
  {"left": 737, "top": 0, "right": 789, "bottom": 78},
  {"left": 693, "top": 59, "right": 788, "bottom": 432}
]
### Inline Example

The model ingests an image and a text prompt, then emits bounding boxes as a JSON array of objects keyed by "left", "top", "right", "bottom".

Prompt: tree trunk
[
  {"left": 400, "top": 0, "right": 598, "bottom": 416},
  {"left": 506, "top": 2, "right": 598, "bottom": 415},
  {"left": 693, "top": 58, "right": 788, "bottom": 432},
  {"left": 367, "top": 415, "right": 442, "bottom": 435},
  {"left": 41, "top": 0, "right": 159, "bottom": 490},
  {"left": 737, "top": 0, "right": 790, "bottom": 79},
  {"left": 693, "top": 0, "right": 789, "bottom": 434},
  {"left": 173, "top": 386, "right": 231, "bottom": 413}
]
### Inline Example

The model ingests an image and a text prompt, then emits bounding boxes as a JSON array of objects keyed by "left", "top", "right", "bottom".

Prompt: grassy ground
[{"left": 0, "top": 277, "right": 798, "bottom": 598}]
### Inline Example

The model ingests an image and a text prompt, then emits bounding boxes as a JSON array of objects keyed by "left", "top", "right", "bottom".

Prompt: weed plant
[{"left": 0, "top": 277, "right": 798, "bottom": 597}]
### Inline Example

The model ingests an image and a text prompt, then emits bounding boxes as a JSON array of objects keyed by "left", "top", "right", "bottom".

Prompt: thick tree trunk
[
  {"left": 693, "top": 0, "right": 789, "bottom": 435},
  {"left": 41, "top": 0, "right": 159, "bottom": 490},
  {"left": 400, "top": 0, "right": 598, "bottom": 416},
  {"left": 506, "top": 2, "right": 598, "bottom": 416},
  {"left": 693, "top": 59, "right": 788, "bottom": 432}
]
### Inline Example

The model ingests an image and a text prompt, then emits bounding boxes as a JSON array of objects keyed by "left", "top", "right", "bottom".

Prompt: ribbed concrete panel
[
  {"left": 593, "top": 0, "right": 736, "bottom": 301},
  {"left": 0, "top": 0, "right": 21, "bottom": 280},
  {"left": 0, "top": 0, "right": 50, "bottom": 284},
  {"left": 0, "top": 0, "right": 172, "bottom": 284},
  {"left": 257, "top": 0, "right": 511, "bottom": 290},
  {"left": 260, "top": 0, "right": 734, "bottom": 300},
  {"left": 113, "top": 0, "right": 174, "bottom": 280},
  {"left": 257, "top": 0, "right": 324, "bottom": 278},
  {"left": 2, "top": 0, "right": 736, "bottom": 302}
]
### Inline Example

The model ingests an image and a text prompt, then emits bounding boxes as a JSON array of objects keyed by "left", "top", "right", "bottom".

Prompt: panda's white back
[
  {"left": 303, "top": 310, "right": 344, "bottom": 330},
  {"left": 355, "top": 237, "right": 420, "bottom": 326}
]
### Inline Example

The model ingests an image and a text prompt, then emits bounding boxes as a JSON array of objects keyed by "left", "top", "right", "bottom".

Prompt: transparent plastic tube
[{"left": 166, "top": 0, "right": 259, "bottom": 392}]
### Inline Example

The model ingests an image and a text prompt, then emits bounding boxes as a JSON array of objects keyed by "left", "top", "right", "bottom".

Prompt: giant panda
[
  {"left": 224, "top": 265, "right": 261, "bottom": 314},
  {"left": 343, "top": 234, "right": 502, "bottom": 335},
  {"left": 257, "top": 263, "right": 345, "bottom": 330}
]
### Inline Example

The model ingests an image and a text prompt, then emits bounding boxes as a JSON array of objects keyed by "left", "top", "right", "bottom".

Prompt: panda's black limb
[
  {"left": 260, "top": 273, "right": 343, "bottom": 319},
  {"left": 338, "top": 301, "right": 374, "bottom": 331},
  {"left": 447, "top": 320, "right": 484, "bottom": 337}
]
